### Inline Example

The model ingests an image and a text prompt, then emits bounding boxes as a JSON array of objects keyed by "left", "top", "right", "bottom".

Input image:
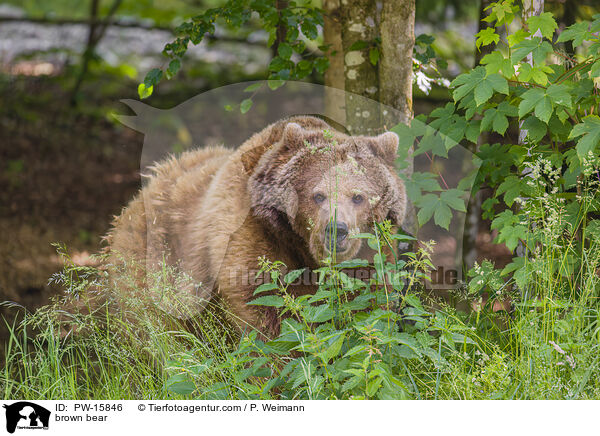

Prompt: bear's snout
[{"left": 325, "top": 221, "right": 349, "bottom": 251}]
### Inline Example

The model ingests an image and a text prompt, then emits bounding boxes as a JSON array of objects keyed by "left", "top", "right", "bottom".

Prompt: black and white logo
[{"left": 3, "top": 402, "right": 50, "bottom": 434}]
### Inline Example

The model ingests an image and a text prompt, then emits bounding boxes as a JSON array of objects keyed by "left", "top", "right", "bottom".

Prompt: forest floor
[{"left": 0, "top": 74, "right": 143, "bottom": 326}]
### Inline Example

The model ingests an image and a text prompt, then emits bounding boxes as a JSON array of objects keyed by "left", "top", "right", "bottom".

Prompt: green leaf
[
  {"left": 518, "top": 88, "right": 545, "bottom": 118},
  {"left": 496, "top": 175, "right": 522, "bottom": 206},
  {"left": 348, "top": 40, "right": 370, "bottom": 51},
  {"left": 480, "top": 51, "right": 514, "bottom": 77},
  {"left": 491, "top": 210, "right": 528, "bottom": 252},
  {"left": 534, "top": 96, "right": 553, "bottom": 124},
  {"left": 341, "top": 375, "right": 363, "bottom": 392},
  {"left": 303, "top": 304, "right": 335, "bottom": 323},
  {"left": 166, "top": 59, "right": 181, "bottom": 79},
  {"left": 369, "top": 47, "right": 380, "bottom": 65},
  {"left": 166, "top": 374, "right": 196, "bottom": 395},
  {"left": 507, "top": 28, "right": 529, "bottom": 47},
  {"left": 440, "top": 189, "right": 467, "bottom": 212},
  {"left": 253, "top": 282, "right": 278, "bottom": 295},
  {"left": 325, "top": 332, "right": 346, "bottom": 361},
  {"left": 416, "top": 189, "right": 465, "bottom": 229},
  {"left": 335, "top": 259, "right": 369, "bottom": 268},
  {"left": 367, "top": 377, "right": 383, "bottom": 397},
  {"left": 240, "top": 98, "right": 253, "bottom": 114},
  {"left": 546, "top": 83, "right": 572, "bottom": 108},
  {"left": 501, "top": 257, "right": 531, "bottom": 290},
  {"left": 511, "top": 38, "right": 552, "bottom": 64},
  {"left": 517, "top": 63, "right": 553, "bottom": 86},
  {"left": 314, "top": 57, "right": 330, "bottom": 74},
  {"left": 568, "top": 115, "right": 600, "bottom": 160},
  {"left": 480, "top": 102, "right": 517, "bottom": 135},
  {"left": 143, "top": 68, "right": 163, "bottom": 87},
  {"left": 557, "top": 21, "right": 591, "bottom": 47},
  {"left": 244, "top": 83, "right": 263, "bottom": 92},
  {"left": 277, "top": 43, "right": 293, "bottom": 60},
  {"left": 248, "top": 295, "right": 284, "bottom": 307},
  {"left": 486, "top": 73, "right": 509, "bottom": 95},
  {"left": 284, "top": 268, "right": 306, "bottom": 284},
  {"left": 527, "top": 12, "right": 558, "bottom": 40},
  {"left": 484, "top": 0, "right": 518, "bottom": 27},
  {"left": 137, "top": 83, "right": 153, "bottom": 99},
  {"left": 591, "top": 60, "right": 600, "bottom": 78},
  {"left": 474, "top": 80, "right": 494, "bottom": 106},
  {"left": 451, "top": 67, "right": 507, "bottom": 105},
  {"left": 521, "top": 116, "right": 547, "bottom": 142},
  {"left": 475, "top": 27, "right": 500, "bottom": 48},
  {"left": 465, "top": 120, "right": 481, "bottom": 143},
  {"left": 267, "top": 79, "right": 286, "bottom": 90}
]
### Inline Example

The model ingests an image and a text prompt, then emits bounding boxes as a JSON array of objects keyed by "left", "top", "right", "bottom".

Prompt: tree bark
[
  {"left": 379, "top": 0, "right": 414, "bottom": 129},
  {"left": 322, "top": 0, "right": 345, "bottom": 125},
  {"left": 379, "top": 0, "right": 416, "bottom": 238},
  {"left": 340, "top": 0, "right": 380, "bottom": 135}
]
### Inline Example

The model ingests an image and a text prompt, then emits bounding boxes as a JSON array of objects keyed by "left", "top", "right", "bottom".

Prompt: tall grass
[
  {"left": 2, "top": 160, "right": 600, "bottom": 400},
  {"left": 0, "top": 248, "right": 240, "bottom": 400}
]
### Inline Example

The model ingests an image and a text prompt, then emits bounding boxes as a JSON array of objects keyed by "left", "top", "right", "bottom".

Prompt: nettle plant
[
  {"left": 402, "top": 1, "right": 600, "bottom": 301},
  {"left": 166, "top": 223, "right": 479, "bottom": 400}
]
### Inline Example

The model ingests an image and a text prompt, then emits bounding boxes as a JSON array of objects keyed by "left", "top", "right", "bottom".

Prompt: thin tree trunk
[
  {"left": 378, "top": 0, "right": 416, "bottom": 238},
  {"left": 340, "top": 0, "right": 380, "bottom": 135},
  {"left": 70, "top": 0, "right": 123, "bottom": 105},
  {"left": 475, "top": 0, "right": 494, "bottom": 66},
  {"left": 463, "top": 0, "right": 494, "bottom": 269},
  {"left": 271, "top": 0, "right": 288, "bottom": 58},
  {"left": 323, "top": 0, "right": 345, "bottom": 125},
  {"left": 518, "top": 0, "right": 544, "bottom": 143},
  {"left": 558, "top": 0, "right": 576, "bottom": 59}
]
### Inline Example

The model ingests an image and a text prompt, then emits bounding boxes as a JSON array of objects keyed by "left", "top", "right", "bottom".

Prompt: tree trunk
[
  {"left": 340, "top": 0, "right": 380, "bottom": 135},
  {"left": 325, "top": 0, "right": 416, "bottom": 238},
  {"left": 379, "top": 0, "right": 414, "bottom": 128},
  {"left": 463, "top": 0, "right": 494, "bottom": 269},
  {"left": 518, "top": 0, "right": 544, "bottom": 143},
  {"left": 558, "top": 0, "right": 576, "bottom": 59},
  {"left": 378, "top": 0, "right": 416, "bottom": 238},
  {"left": 271, "top": 0, "right": 288, "bottom": 58},
  {"left": 322, "top": 0, "right": 345, "bottom": 125},
  {"left": 71, "top": 0, "right": 123, "bottom": 105}
]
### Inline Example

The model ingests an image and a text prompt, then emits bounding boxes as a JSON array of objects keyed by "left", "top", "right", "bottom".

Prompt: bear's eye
[
  {"left": 314, "top": 193, "right": 326, "bottom": 204},
  {"left": 352, "top": 194, "right": 364, "bottom": 205}
]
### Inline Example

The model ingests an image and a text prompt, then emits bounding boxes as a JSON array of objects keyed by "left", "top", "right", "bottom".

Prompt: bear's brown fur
[{"left": 105, "top": 116, "right": 407, "bottom": 337}]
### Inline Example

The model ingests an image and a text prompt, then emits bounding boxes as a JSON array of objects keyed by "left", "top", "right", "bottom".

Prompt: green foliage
[
  {"left": 138, "top": 0, "right": 326, "bottom": 98},
  {"left": 399, "top": 1, "right": 600, "bottom": 300},
  {"left": 164, "top": 226, "right": 479, "bottom": 400}
]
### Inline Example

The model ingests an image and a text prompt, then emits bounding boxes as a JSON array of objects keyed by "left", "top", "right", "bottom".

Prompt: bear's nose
[{"left": 325, "top": 221, "right": 348, "bottom": 242}]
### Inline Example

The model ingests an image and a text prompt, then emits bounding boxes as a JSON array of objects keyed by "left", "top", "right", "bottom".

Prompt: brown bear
[{"left": 105, "top": 115, "right": 407, "bottom": 337}]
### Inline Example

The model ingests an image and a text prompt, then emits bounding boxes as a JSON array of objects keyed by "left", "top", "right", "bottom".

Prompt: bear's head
[{"left": 247, "top": 118, "right": 406, "bottom": 263}]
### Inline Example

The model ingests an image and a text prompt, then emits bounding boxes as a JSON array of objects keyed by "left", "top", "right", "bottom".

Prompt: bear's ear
[
  {"left": 369, "top": 132, "right": 399, "bottom": 163},
  {"left": 281, "top": 122, "right": 305, "bottom": 151}
]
